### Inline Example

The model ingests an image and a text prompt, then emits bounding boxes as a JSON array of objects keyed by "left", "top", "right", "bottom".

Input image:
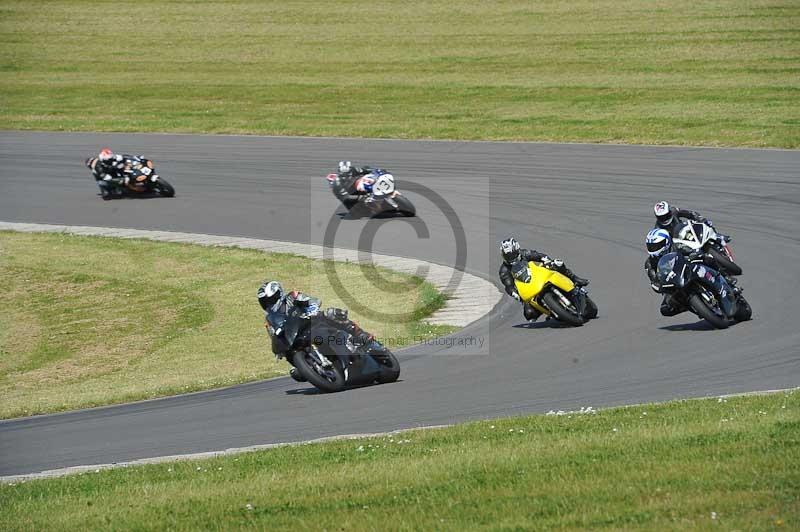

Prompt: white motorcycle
[{"left": 672, "top": 221, "right": 742, "bottom": 276}]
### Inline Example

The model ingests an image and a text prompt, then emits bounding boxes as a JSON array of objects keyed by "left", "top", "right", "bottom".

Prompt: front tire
[
  {"left": 708, "top": 246, "right": 742, "bottom": 276},
  {"left": 155, "top": 178, "right": 175, "bottom": 198},
  {"left": 688, "top": 293, "right": 730, "bottom": 329},
  {"left": 541, "top": 290, "right": 584, "bottom": 326},
  {"left": 292, "top": 350, "right": 346, "bottom": 392}
]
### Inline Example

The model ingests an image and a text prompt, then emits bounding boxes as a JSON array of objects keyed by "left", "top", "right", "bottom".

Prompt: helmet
[
  {"left": 500, "top": 237, "right": 521, "bottom": 263},
  {"left": 257, "top": 280, "right": 283, "bottom": 310},
  {"left": 338, "top": 161, "right": 352, "bottom": 175},
  {"left": 654, "top": 201, "right": 674, "bottom": 227},
  {"left": 99, "top": 147, "right": 114, "bottom": 161},
  {"left": 646, "top": 228, "right": 672, "bottom": 258}
]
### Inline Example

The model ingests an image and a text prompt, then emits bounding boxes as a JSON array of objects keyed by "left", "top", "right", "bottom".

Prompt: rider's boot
[
  {"left": 523, "top": 303, "right": 540, "bottom": 322},
  {"left": 560, "top": 266, "right": 589, "bottom": 287}
]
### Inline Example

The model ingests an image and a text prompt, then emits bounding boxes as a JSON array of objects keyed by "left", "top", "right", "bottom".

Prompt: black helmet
[
  {"left": 654, "top": 201, "right": 674, "bottom": 227},
  {"left": 500, "top": 237, "right": 521, "bottom": 263},
  {"left": 257, "top": 280, "right": 283, "bottom": 310}
]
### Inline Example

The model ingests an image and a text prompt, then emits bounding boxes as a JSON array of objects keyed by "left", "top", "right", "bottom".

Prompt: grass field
[
  {"left": 1, "top": 391, "right": 797, "bottom": 530},
  {"left": 0, "top": 231, "right": 454, "bottom": 419},
  {"left": 1, "top": 0, "right": 798, "bottom": 147}
]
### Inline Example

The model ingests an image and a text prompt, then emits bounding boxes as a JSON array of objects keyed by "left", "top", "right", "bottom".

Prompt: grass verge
[
  {"left": 1, "top": 1, "right": 798, "bottom": 147},
  {"left": 1, "top": 391, "right": 797, "bottom": 530},
  {"left": 0, "top": 231, "right": 456, "bottom": 419}
]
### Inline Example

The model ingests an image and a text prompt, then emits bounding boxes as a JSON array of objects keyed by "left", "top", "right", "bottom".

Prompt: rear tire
[
  {"left": 393, "top": 195, "right": 416, "bottom": 217},
  {"left": 292, "top": 350, "right": 345, "bottom": 392},
  {"left": 689, "top": 293, "right": 730, "bottom": 329},
  {"left": 155, "top": 178, "right": 175, "bottom": 198},
  {"left": 583, "top": 295, "right": 598, "bottom": 320},
  {"left": 374, "top": 350, "right": 400, "bottom": 384},
  {"left": 541, "top": 290, "right": 584, "bottom": 326},
  {"left": 708, "top": 246, "right": 742, "bottom": 276},
  {"left": 734, "top": 296, "right": 752, "bottom": 322}
]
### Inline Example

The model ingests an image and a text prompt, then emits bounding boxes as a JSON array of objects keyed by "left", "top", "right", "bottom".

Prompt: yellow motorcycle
[{"left": 512, "top": 261, "right": 598, "bottom": 326}]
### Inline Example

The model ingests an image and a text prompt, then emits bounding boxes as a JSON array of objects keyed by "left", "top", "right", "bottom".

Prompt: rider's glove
[
  {"left": 540, "top": 256, "right": 553, "bottom": 266},
  {"left": 511, "top": 291, "right": 521, "bottom": 302}
]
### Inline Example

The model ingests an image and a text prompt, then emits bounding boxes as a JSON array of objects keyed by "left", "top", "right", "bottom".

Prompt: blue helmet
[{"left": 646, "top": 228, "right": 671, "bottom": 258}]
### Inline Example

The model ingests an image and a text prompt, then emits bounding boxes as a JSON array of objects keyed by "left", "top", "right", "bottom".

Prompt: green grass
[
  {"left": 2, "top": 392, "right": 797, "bottom": 530},
  {"left": 0, "top": 231, "right": 455, "bottom": 419},
  {"left": 1, "top": 0, "right": 798, "bottom": 147}
]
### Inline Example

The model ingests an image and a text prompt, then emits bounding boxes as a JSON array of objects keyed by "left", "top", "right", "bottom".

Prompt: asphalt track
[{"left": 1, "top": 131, "right": 799, "bottom": 476}]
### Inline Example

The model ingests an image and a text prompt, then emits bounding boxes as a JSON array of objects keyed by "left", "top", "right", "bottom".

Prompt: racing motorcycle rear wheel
[
  {"left": 392, "top": 195, "right": 416, "bottom": 217},
  {"left": 292, "top": 350, "right": 346, "bottom": 392},
  {"left": 373, "top": 350, "right": 400, "bottom": 384},
  {"left": 155, "top": 178, "right": 176, "bottom": 198},
  {"left": 707, "top": 246, "right": 742, "bottom": 276},
  {"left": 734, "top": 295, "right": 752, "bottom": 322},
  {"left": 688, "top": 292, "right": 730, "bottom": 329},
  {"left": 541, "top": 290, "right": 584, "bottom": 326}
]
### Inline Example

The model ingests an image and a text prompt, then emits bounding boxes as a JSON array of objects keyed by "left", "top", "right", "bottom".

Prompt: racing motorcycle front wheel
[
  {"left": 541, "top": 290, "right": 584, "bottom": 326},
  {"left": 688, "top": 292, "right": 730, "bottom": 329},
  {"left": 292, "top": 350, "right": 346, "bottom": 392}
]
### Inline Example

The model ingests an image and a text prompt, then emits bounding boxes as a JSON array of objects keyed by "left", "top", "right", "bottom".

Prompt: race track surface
[{"left": 1, "top": 131, "right": 798, "bottom": 476}]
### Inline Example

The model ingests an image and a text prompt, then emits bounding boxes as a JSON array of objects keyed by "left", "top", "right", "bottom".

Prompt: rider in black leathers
[
  {"left": 258, "top": 280, "right": 371, "bottom": 382},
  {"left": 329, "top": 160, "right": 375, "bottom": 209},
  {"left": 498, "top": 237, "right": 588, "bottom": 322}
]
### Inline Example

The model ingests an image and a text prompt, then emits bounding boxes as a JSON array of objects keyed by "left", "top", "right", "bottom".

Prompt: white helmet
[
  {"left": 646, "top": 228, "right": 672, "bottom": 258},
  {"left": 654, "top": 201, "right": 674, "bottom": 227},
  {"left": 257, "top": 280, "right": 283, "bottom": 310},
  {"left": 338, "top": 161, "right": 352, "bottom": 174},
  {"left": 500, "top": 237, "right": 521, "bottom": 263}
]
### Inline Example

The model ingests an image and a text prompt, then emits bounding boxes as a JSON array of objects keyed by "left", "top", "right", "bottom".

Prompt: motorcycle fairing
[{"left": 513, "top": 261, "right": 575, "bottom": 314}]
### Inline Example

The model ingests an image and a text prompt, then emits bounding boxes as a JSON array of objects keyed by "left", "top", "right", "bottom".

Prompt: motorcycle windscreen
[{"left": 657, "top": 252, "right": 687, "bottom": 289}]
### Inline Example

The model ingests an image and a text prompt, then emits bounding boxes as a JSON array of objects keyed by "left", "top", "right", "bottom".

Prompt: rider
[
  {"left": 86, "top": 147, "right": 133, "bottom": 198},
  {"left": 653, "top": 200, "right": 714, "bottom": 238},
  {"left": 644, "top": 228, "right": 688, "bottom": 317},
  {"left": 498, "top": 237, "right": 589, "bottom": 322},
  {"left": 258, "top": 280, "right": 321, "bottom": 382},
  {"left": 257, "top": 280, "right": 372, "bottom": 382},
  {"left": 329, "top": 160, "right": 376, "bottom": 209},
  {"left": 644, "top": 228, "right": 737, "bottom": 316}
]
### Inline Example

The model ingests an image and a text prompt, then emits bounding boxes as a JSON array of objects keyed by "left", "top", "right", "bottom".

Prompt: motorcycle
[
  {"left": 326, "top": 169, "right": 416, "bottom": 218},
  {"left": 86, "top": 155, "right": 175, "bottom": 200},
  {"left": 672, "top": 220, "right": 742, "bottom": 276},
  {"left": 511, "top": 260, "right": 598, "bottom": 326},
  {"left": 656, "top": 251, "right": 751, "bottom": 329},
  {"left": 267, "top": 305, "right": 400, "bottom": 392}
]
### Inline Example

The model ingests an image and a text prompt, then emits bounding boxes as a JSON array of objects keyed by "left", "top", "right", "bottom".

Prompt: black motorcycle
[
  {"left": 325, "top": 169, "right": 416, "bottom": 218},
  {"left": 657, "top": 251, "right": 751, "bottom": 329},
  {"left": 268, "top": 306, "right": 400, "bottom": 392},
  {"left": 86, "top": 155, "right": 175, "bottom": 200}
]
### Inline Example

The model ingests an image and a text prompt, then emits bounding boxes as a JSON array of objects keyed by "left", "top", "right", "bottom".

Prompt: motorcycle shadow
[
  {"left": 284, "top": 380, "right": 403, "bottom": 396},
  {"left": 98, "top": 193, "right": 169, "bottom": 201},
  {"left": 512, "top": 320, "right": 575, "bottom": 330},
  {"left": 659, "top": 320, "right": 717, "bottom": 332}
]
